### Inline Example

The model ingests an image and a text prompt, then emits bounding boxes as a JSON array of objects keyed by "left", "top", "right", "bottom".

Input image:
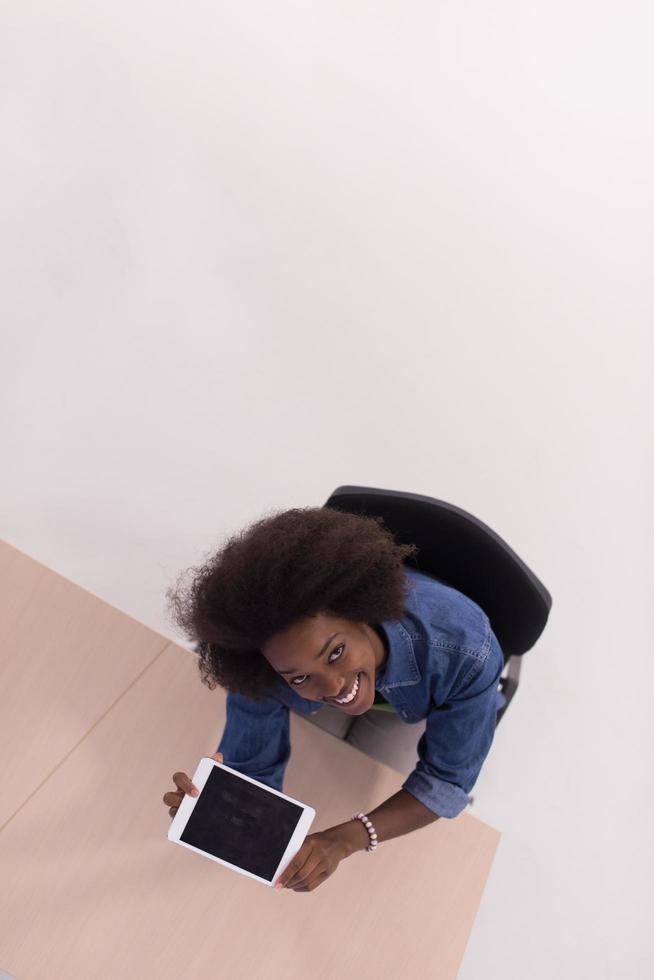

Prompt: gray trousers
[{"left": 299, "top": 703, "right": 427, "bottom": 776}]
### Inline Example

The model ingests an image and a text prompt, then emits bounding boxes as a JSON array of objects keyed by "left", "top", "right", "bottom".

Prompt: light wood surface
[
  {"left": 0, "top": 541, "right": 168, "bottom": 830},
  {"left": 0, "top": 540, "right": 501, "bottom": 980}
]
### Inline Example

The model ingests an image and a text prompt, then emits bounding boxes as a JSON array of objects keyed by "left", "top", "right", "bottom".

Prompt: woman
[{"left": 163, "top": 506, "right": 505, "bottom": 893}]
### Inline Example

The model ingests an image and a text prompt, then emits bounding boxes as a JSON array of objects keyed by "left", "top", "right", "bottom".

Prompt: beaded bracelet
[{"left": 351, "top": 811, "right": 378, "bottom": 852}]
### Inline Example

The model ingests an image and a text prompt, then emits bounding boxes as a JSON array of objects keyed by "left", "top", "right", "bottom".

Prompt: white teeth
[{"left": 334, "top": 673, "right": 359, "bottom": 704}]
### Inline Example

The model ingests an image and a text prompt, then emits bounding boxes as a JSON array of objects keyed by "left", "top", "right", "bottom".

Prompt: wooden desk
[{"left": 0, "top": 541, "right": 501, "bottom": 980}]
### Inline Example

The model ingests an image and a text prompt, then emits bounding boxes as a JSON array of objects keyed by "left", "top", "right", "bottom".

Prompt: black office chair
[{"left": 323, "top": 485, "right": 552, "bottom": 726}]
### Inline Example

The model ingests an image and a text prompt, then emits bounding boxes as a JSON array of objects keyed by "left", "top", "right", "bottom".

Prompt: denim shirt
[{"left": 217, "top": 567, "right": 505, "bottom": 819}]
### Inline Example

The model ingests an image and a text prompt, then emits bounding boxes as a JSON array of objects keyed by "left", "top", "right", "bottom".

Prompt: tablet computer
[{"left": 167, "top": 756, "right": 316, "bottom": 887}]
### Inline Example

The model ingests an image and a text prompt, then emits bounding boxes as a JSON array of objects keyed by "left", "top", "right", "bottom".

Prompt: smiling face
[{"left": 261, "top": 614, "right": 389, "bottom": 714}]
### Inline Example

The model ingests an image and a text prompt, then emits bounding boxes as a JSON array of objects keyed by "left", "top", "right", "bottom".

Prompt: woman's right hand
[{"left": 163, "top": 751, "right": 223, "bottom": 818}]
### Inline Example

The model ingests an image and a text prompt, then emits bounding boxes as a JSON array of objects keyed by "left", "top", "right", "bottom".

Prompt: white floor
[{"left": 2, "top": 3, "right": 652, "bottom": 977}]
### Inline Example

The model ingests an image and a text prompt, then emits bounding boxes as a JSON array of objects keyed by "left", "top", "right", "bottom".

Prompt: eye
[{"left": 291, "top": 643, "right": 344, "bottom": 686}]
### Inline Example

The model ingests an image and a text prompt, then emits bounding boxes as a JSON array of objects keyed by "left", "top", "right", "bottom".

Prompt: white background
[{"left": 1, "top": 2, "right": 652, "bottom": 977}]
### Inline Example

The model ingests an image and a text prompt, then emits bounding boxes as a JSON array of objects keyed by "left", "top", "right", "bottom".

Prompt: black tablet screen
[{"left": 180, "top": 765, "right": 305, "bottom": 881}]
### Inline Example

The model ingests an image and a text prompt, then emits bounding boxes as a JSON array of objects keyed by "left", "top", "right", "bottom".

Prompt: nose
[{"left": 321, "top": 675, "right": 347, "bottom": 701}]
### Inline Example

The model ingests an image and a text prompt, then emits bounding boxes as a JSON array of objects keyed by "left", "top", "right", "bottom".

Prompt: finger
[
  {"left": 276, "top": 844, "right": 312, "bottom": 888},
  {"left": 163, "top": 791, "right": 183, "bottom": 806},
  {"left": 291, "top": 865, "right": 328, "bottom": 891},
  {"left": 169, "top": 806, "right": 178, "bottom": 818},
  {"left": 210, "top": 752, "right": 224, "bottom": 763},
  {"left": 284, "top": 854, "right": 322, "bottom": 890},
  {"left": 292, "top": 871, "right": 328, "bottom": 892},
  {"left": 172, "top": 772, "right": 199, "bottom": 796}
]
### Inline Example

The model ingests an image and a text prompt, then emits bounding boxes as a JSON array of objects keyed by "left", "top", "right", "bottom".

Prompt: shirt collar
[{"left": 375, "top": 579, "right": 422, "bottom": 690}]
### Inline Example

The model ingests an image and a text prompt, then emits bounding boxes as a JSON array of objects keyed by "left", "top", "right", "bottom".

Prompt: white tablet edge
[{"left": 167, "top": 756, "right": 316, "bottom": 887}]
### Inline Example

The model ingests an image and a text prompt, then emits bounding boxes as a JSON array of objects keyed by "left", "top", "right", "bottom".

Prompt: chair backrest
[{"left": 324, "top": 485, "right": 552, "bottom": 660}]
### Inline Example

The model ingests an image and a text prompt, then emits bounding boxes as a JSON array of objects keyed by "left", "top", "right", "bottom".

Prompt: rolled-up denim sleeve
[
  {"left": 402, "top": 632, "right": 504, "bottom": 818},
  {"left": 216, "top": 690, "right": 290, "bottom": 792}
]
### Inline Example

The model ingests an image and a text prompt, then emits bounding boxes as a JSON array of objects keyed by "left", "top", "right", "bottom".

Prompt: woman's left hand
[{"left": 275, "top": 829, "right": 347, "bottom": 893}]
